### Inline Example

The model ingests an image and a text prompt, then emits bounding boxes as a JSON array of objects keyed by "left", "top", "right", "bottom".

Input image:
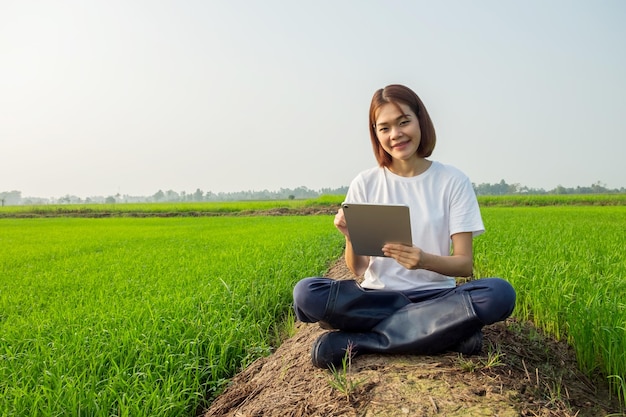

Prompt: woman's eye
[
  {"left": 378, "top": 127, "right": 388, "bottom": 133},
  {"left": 400, "top": 120, "right": 410, "bottom": 126}
]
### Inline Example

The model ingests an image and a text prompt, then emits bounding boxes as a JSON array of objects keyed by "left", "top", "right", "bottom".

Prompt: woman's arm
[
  {"left": 344, "top": 237, "right": 370, "bottom": 277},
  {"left": 382, "top": 232, "right": 474, "bottom": 277},
  {"left": 334, "top": 208, "right": 370, "bottom": 277}
]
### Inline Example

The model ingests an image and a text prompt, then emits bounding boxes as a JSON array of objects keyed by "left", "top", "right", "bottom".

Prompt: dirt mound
[{"left": 204, "top": 259, "right": 623, "bottom": 417}]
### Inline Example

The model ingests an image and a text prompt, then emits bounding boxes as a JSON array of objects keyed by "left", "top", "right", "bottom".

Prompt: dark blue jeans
[{"left": 293, "top": 277, "right": 516, "bottom": 328}]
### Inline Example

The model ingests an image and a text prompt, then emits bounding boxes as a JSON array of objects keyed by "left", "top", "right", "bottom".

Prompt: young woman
[{"left": 293, "top": 84, "right": 516, "bottom": 369}]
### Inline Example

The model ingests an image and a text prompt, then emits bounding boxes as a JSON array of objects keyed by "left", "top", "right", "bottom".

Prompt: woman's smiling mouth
[{"left": 392, "top": 141, "right": 410, "bottom": 149}]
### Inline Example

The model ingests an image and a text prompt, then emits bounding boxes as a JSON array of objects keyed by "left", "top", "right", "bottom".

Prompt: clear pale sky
[{"left": 1, "top": 1, "right": 625, "bottom": 198}]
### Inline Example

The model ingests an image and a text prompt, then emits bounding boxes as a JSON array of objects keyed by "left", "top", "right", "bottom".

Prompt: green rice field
[
  {"left": 0, "top": 195, "right": 342, "bottom": 218},
  {"left": 1, "top": 196, "right": 625, "bottom": 415},
  {"left": 475, "top": 205, "right": 626, "bottom": 402},
  {"left": 0, "top": 215, "right": 344, "bottom": 416},
  {"left": 2, "top": 193, "right": 624, "bottom": 219}
]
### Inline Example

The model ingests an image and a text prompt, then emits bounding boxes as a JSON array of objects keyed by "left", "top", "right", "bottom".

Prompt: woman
[{"left": 293, "top": 84, "right": 516, "bottom": 370}]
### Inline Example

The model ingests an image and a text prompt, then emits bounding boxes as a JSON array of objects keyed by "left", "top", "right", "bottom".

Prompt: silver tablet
[{"left": 342, "top": 202, "right": 412, "bottom": 257}]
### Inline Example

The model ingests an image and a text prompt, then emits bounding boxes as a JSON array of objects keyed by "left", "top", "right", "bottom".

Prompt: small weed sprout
[
  {"left": 608, "top": 375, "right": 626, "bottom": 408},
  {"left": 456, "top": 345, "right": 504, "bottom": 373},
  {"left": 327, "top": 342, "right": 366, "bottom": 402},
  {"left": 543, "top": 376, "right": 567, "bottom": 408},
  {"left": 482, "top": 346, "right": 505, "bottom": 369},
  {"left": 456, "top": 355, "right": 479, "bottom": 373}
]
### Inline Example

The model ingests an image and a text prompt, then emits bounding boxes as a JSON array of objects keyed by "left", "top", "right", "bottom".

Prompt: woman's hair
[{"left": 368, "top": 84, "right": 436, "bottom": 167}]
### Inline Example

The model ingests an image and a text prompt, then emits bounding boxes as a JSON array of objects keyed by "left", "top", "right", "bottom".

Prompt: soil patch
[{"left": 203, "top": 259, "right": 623, "bottom": 417}]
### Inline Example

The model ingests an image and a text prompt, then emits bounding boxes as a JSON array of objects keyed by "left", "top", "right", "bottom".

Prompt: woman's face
[{"left": 374, "top": 102, "right": 421, "bottom": 162}]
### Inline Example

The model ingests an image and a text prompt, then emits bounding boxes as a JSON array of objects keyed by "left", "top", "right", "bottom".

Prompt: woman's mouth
[{"left": 392, "top": 141, "right": 409, "bottom": 149}]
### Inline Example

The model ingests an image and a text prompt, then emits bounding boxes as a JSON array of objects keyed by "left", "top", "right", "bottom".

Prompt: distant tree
[
  {"left": 591, "top": 181, "right": 608, "bottom": 193},
  {"left": 153, "top": 190, "right": 165, "bottom": 202},
  {"left": 0, "top": 190, "right": 22, "bottom": 206},
  {"left": 474, "top": 180, "right": 518, "bottom": 195},
  {"left": 320, "top": 186, "right": 348, "bottom": 196},
  {"left": 105, "top": 196, "right": 116, "bottom": 204},
  {"left": 288, "top": 195, "right": 295, "bottom": 200},
  {"left": 165, "top": 190, "right": 180, "bottom": 201}
]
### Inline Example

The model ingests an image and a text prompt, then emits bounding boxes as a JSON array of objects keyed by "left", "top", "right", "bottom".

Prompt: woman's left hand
[{"left": 382, "top": 243, "right": 423, "bottom": 270}]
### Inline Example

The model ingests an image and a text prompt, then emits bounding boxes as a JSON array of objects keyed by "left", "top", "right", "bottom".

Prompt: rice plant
[
  {"left": 0, "top": 216, "right": 344, "bottom": 416},
  {"left": 474, "top": 206, "right": 626, "bottom": 401}
]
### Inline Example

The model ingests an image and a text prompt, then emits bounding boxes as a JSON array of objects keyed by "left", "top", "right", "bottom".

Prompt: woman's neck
[{"left": 388, "top": 157, "right": 432, "bottom": 177}]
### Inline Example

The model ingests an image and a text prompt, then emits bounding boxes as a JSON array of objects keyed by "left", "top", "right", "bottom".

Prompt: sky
[{"left": 1, "top": 1, "right": 625, "bottom": 199}]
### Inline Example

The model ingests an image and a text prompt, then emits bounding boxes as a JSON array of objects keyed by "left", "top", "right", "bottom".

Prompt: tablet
[{"left": 341, "top": 202, "right": 412, "bottom": 257}]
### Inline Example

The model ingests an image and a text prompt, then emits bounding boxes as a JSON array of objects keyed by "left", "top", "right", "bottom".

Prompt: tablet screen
[{"left": 342, "top": 203, "right": 412, "bottom": 257}]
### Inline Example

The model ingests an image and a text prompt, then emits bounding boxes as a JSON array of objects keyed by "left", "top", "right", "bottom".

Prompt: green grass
[
  {"left": 474, "top": 206, "right": 626, "bottom": 400},
  {"left": 0, "top": 195, "right": 346, "bottom": 217},
  {"left": 3, "top": 194, "right": 624, "bottom": 219},
  {"left": 2, "top": 200, "right": 625, "bottom": 413},
  {"left": 477, "top": 194, "right": 626, "bottom": 207},
  {"left": 0, "top": 216, "right": 344, "bottom": 416}
]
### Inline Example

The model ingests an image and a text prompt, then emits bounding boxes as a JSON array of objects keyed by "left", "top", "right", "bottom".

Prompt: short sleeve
[{"left": 449, "top": 175, "right": 484, "bottom": 237}]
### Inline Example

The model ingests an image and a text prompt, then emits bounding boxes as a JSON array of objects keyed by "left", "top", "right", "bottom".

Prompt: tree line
[
  {"left": 472, "top": 180, "right": 625, "bottom": 196},
  {"left": 2, "top": 181, "right": 625, "bottom": 206},
  {"left": 0, "top": 186, "right": 349, "bottom": 206}
]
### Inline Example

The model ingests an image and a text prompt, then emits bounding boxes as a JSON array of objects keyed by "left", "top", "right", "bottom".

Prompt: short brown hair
[{"left": 369, "top": 84, "right": 436, "bottom": 167}]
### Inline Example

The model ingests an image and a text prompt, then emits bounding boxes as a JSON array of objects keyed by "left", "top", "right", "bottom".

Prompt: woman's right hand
[
  {"left": 335, "top": 207, "right": 369, "bottom": 277},
  {"left": 334, "top": 208, "right": 350, "bottom": 238}
]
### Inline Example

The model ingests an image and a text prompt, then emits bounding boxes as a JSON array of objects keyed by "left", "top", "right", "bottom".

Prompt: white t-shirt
[{"left": 344, "top": 161, "right": 484, "bottom": 291}]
